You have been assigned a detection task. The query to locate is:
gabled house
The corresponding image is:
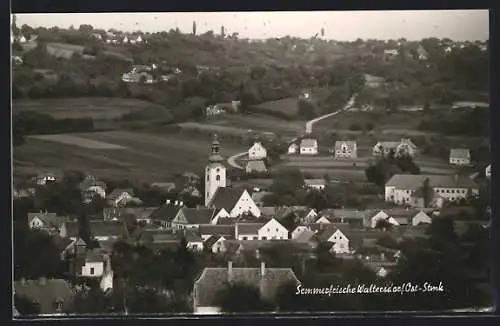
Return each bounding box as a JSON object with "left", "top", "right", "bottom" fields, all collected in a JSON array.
[
  {"left": 373, "top": 138, "right": 418, "bottom": 157},
  {"left": 107, "top": 188, "right": 142, "bottom": 207},
  {"left": 449, "top": 148, "right": 471, "bottom": 166},
  {"left": 291, "top": 225, "right": 310, "bottom": 239},
  {"left": 204, "top": 235, "right": 233, "bottom": 254},
  {"left": 103, "top": 207, "right": 158, "bottom": 224},
  {"left": 257, "top": 218, "right": 289, "bottom": 240},
  {"left": 288, "top": 143, "right": 299, "bottom": 155},
  {"left": 363, "top": 74, "right": 385, "bottom": 88},
  {"left": 317, "top": 209, "right": 366, "bottom": 228},
  {"left": 28, "top": 212, "right": 67, "bottom": 238},
  {"left": 485, "top": 164, "right": 491, "bottom": 179},
  {"left": 79, "top": 176, "right": 107, "bottom": 203},
  {"left": 235, "top": 223, "right": 263, "bottom": 241},
  {"left": 292, "top": 229, "right": 319, "bottom": 249},
  {"left": 300, "top": 138, "right": 318, "bottom": 155},
  {"left": 208, "top": 188, "right": 261, "bottom": 218},
  {"left": 185, "top": 232, "right": 204, "bottom": 251},
  {"left": 35, "top": 173, "right": 57, "bottom": 186},
  {"left": 171, "top": 207, "right": 217, "bottom": 229},
  {"left": 193, "top": 261, "right": 300, "bottom": 314},
  {"left": 149, "top": 203, "right": 184, "bottom": 228},
  {"left": 304, "top": 179, "right": 326, "bottom": 191},
  {"left": 334, "top": 141, "right": 357, "bottom": 159},
  {"left": 301, "top": 208, "right": 318, "bottom": 224},
  {"left": 198, "top": 224, "right": 235, "bottom": 241},
  {"left": 248, "top": 142, "right": 267, "bottom": 160},
  {"left": 246, "top": 160, "right": 267, "bottom": 173},
  {"left": 316, "top": 227, "right": 351, "bottom": 254},
  {"left": 14, "top": 278, "right": 75, "bottom": 315}
]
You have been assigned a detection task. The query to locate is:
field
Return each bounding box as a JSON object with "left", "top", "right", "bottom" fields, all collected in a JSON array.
[
  {"left": 12, "top": 97, "right": 169, "bottom": 120},
  {"left": 252, "top": 98, "right": 300, "bottom": 118},
  {"left": 21, "top": 42, "right": 132, "bottom": 61},
  {"left": 14, "top": 130, "right": 245, "bottom": 184}
]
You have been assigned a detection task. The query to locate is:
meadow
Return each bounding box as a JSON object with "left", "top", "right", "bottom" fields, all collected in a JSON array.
[
  {"left": 14, "top": 130, "right": 245, "bottom": 184},
  {"left": 252, "top": 97, "right": 300, "bottom": 119},
  {"left": 12, "top": 97, "right": 169, "bottom": 120}
]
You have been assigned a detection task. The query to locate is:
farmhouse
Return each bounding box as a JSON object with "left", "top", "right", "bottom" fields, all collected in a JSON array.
[
  {"left": 193, "top": 261, "right": 299, "bottom": 314},
  {"left": 14, "top": 278, "right": 75, "bottom": 315},
  {"left": 449, "top": 148, "right": 471, "bottom": 166},
  {"left": 288, "top": 143, "right": 299, "bottom": 155},
  {"left": 485, "top": 164, "right": 491, "bottom": 178},
  {"left": 316, "top": 227, "right": 351, "bottom": 254},
  {"left": 28, "top": 212, "right": 68, "bottom": 238},
  {"left": 171, "top": 207, "right": 217, "bottom": 229},
  {"left": 149, "top": 202, "right": 184, "bottom": 228},
  {"left": 257, "top": 218, "right": 289, "bottom": 240},
  {"left": 235, "top": 223, "right": 263, "bottom": 240},
  {"left": 107, "top": 188, "right": 142, "bottom": 207},
  {"left": 385, "top": 174, "right": 479, "bottom": 208},
  {"left": 208, "top": 188, "right": 261, "bottom": 218},
  {"left": 248, "top": 142, "right": 267, "bottom": 160},
  {"left": 370, "top": 208, "right": 432, "bottom": 228},
  {"left": 246, "top": 160, "right": 267, "bottom": 173},
  {"left": 198, "top": 224, "right": 235, "bottom": 241},
  {"left": 317, "top": 209, "right": 366, "bottom": 227},
  {"left": 79, "top": 176, "right": 107, "bottom": 203},
  {"left": 373, "top": 138, "right": 418, "bottom": 157},
  {"left": 204, "top": 235, "right": 234, "bottom": 254},
  {"left": 300, "top": 138, "right": 319, "bottom": 155},
  {"left": 186, "top": 232, "right": 204, "bottom": 251},
  {"left": 363, "top": 74, "right": 385, "bottom": 88},
  {"left": 304, "top": 179, "right": 327, "bottom": 191},
  {"left": 334, "top": 140, "right": 357, "bottom": 159}
]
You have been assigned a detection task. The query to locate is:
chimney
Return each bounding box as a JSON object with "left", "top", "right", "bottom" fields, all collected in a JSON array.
[
  {"left": 260, "top": 261, "right": 266, "bottom": 277},
  {"left": 228, "top": 261, "right": 233, "bottom": 282},
  {"left": 38, "top": 277, "right": 47, "bottom": 285}
]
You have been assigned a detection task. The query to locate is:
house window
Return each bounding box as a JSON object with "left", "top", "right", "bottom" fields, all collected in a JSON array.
[
  {"left": 253, "top": 237, "right": 257, "bottom": 240},
  {"left": 451, "top": 190, "right": 455, "bottom": 193},
  {"left": 216, "top": 168, "right": 220, "bottom": 172},
  {"left": 267, "top": 228, "right": 270, "bottom": 232},
  {"left": 446, "top": 190, "right": 450, "bottom": 193},
  {"left": 242, "top": 236, "right": 247, "bottom": 240},
  {"left": 217, "top": 247, "right": 221, "bottom": 253},
  {"left": 90, "top": 267, "right": 95, "bottom": 275},
  {"left": 54, "top": 301, "right": 64, "bottom": 311},
  {"left": 216, "top": 175, "right": 221, "bottom": 181},
  {"left": 207, "top": 174, "right": 210, "bottom": 181},
  {"left": 192, "top": 244, "right": 198, "bottom": 250},
  {"left": 339, "top": 243, "right": 344, "bottom": 249},
  {"left": 262, "top": 236, "right": 267, "bottom": 240},
  {"left": 275, "top": 228, "right": 278, "bottom": 232}
]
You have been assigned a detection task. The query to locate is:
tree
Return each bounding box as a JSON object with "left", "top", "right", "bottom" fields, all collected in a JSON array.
[
  {"left": 215, "top": 282, "right": 274, "bottom": 312},
  {"left": 14, "top": 295, "right": 41, "bottom": 316},
  {"left": 297, "top": 99, "right": 316, "bottom": 120}
]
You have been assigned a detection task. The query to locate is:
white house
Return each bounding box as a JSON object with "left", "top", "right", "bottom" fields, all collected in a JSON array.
[
  {"left": 186, "top": 233, "right": 204, "bottom": 252},
  {"left": 449, "top": 148, "right": 471, "bottom": 166},
  {"left": 288, "top": 143, "right": 299, "bottom": 155},
  {"left": 486, "top": 164, "right": 491, "bottom": 179},
  {"left": 171, "top": 207, "right": 217, "bottom": 229},
  {"left": 373, "top": 138, "right": 418, "bottom": 157},
  {"left": 291, "top": 225, "right": 310, "bottom": 239},
  {"left": 208, "top": 188, "right": 261, "bottom": 218},
  {"left": 318, "top": 227, "right": 351, "bottom": 254},
  {"left": 334, "top": 141, "right": 357, "bottom": 159},
  {"left": 412, "top": 210, "right": 433, "bottom": 226},
  {"left": 383, "top": 49, "right": 399, "bottom": 57},
  {"left": 385, "top": 174, "right": 479, "bottom": 208},
  {"left": 300, "top": 138, "right": 318, "bottom": 155},
  {"left": 370, "top": 210, "right": 400, "bottom": 228},
  {"left": 27, "top": 212, "right": 67, "bottom": 237},
  {"left": 204, "top": 235, "right": 232, "bottom": 254},
  {"left": 315, "top": 216, "right": 332, "bottom": 224},
  {"left": 235, "top": 223, "right": 262, "bottom": 240},
  {"left": 304, "top": 179, "right": 327, "bottom": 191},
  {"left": 107, "top": 188, "right": 142, "bottom": 207},
  {"left": 246, "top": 160, "right": 267, "bottom": 173},
  {"left": 257, "top": 218, "right": 289, "bottom": 240},
  {"left": 303, "top": 209, "right": 318, "bottom": 222},
  {"left": 248, "top": 142, "right": 267, "bottom": 160}
]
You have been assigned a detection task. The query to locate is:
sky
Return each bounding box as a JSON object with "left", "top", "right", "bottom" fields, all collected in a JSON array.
[{"left": 14, "top": 10, "right": 489, "bottom": 42}]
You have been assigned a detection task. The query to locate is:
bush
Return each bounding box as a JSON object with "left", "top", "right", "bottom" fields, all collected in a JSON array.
[
  {"left": 349, "top": 123, "right": 362, "bottom": 131},
  {"left": 365, "top": 122, "right": 374, "bottom": 131}
]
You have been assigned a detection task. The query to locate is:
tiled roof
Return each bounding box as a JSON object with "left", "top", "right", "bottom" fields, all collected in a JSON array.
[
  {"left": 149, "top": 204, "right": 183, "bottom": 221},
  {"left": 179, "top": 207, "right": 217, "bottom": 224},
  {"left": 246, "top": 160, "right": 267, "bottom": 172},
  {"left": 27, "top": 212, "right": 65, "bottom": 228},
  {"left": 199, "top": 224, "right": 235, "bottom": 237},
  {"left": 236, "top": 223, "right": 264, "bottom": 235},
  {"left": 386, "top": 174, "right": 478, "bottom": 190},
  {"left": 107, "top": 188, "right": 134, "bottom": 201},
  {"left": 204, "top": 235, "right": 223, "bottom": 249},
  {"left": 14, "top": 279, "right": 75, "bottom": 315},
  {"left": 334, "top": 141, "right": 357, "bottom": 151},
  {"left": 300, "top": 138, "right": 317, "bottom": 148},
  {"left": 450, "top": 148, "right": 471, "bottom": 159},
  {"left": 185, "top": 232, "right": 203, "bottom": 243},
  {"left": 194, "top": 266, "right": 299, "bottom": 307},
  {"left": 208, "top": 188, "right": 244, "bottom": 212}
]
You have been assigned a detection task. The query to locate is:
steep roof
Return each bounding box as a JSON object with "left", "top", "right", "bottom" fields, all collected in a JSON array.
[
  {"left": 27, "top": 212, "right": 65, "bottom": 228},
  {"left": 204, "top": 235, "right": 224, "bottom": 249},
  {"left": 107, "top": 188, "right": 134, "bottom": 201},
  {"left": 51, "top": 236, "right": 74, "bottom": 253},
  {"left": 300, "top": 138, "right": 317, "bottom": 148},
  {"left": 149, "top": 204, "right": 183, "bottom": 221},
  {"left": 334, "top": 141, "right": 357, "bottom": 151},
  {"left": 450, "top": 148, "right": 471, "bottom": 159},
  {"left": 14, "top": 279, "right": 75, "bottom": 315},
  {"left": 179, "top": 207, "right": 217, "bottom": 224},
  {"left": 386, "top": 174, "right": 478, "bottom": 190},
  {"left": 199, "top": 224, "right": 235, "bottom": 237},
  {"left": 246, "top": 160, "right": 267, "bottom": 172},
  {"left": 209, "top": 188, "right": 244, "bottom": 211},
  {"left": 194, "top": 266, "right": 299, "bottom": 307},
  {"left": 236, "top": 223, "right": 264, "bottom": 235}
]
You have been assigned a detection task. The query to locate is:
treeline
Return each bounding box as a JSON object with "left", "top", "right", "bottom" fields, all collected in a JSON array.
[
  {"left": 418, "top": 107, "right": 489, "bottom": 136},
  {"left": 13, "top": 111, "right": 94, "bottom": 145}
]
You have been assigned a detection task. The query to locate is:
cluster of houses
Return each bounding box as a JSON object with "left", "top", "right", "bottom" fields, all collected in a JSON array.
[
  {"left": 205, "top": 101, "right": 241, "bottom": 118},
  {"left": 121, "top": 63, "right": 183, "bottom": 84}
]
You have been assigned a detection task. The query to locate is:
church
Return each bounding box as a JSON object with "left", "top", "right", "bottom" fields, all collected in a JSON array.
[{"left": 204, "top": 135, "right": 261, "bottom": 218}]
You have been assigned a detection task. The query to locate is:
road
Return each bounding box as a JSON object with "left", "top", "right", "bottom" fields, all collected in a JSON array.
[
  {"left": 304, "top": 93, "right": 357, "bottom": 134},
  {"left": 227, "top": 94, "right": 357, "bottom": 170}
]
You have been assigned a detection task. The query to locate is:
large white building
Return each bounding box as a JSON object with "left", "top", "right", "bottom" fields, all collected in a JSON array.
[
  {"left": 205, "top": 134, "right": 227, "bottom": 206},
  {"left": 248, "top": 142, "right": 267, "bottom": 160},
  {"left": 385, "top": 174, "right": 479, "bottom": 208}
]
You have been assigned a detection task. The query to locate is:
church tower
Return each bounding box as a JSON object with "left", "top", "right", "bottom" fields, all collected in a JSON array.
[{"left": 205, "top": 134, "right": 226, "bottom": 206}]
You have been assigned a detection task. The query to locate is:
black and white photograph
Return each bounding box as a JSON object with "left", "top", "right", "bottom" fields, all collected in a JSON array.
[{"left": 11, "top": 10, "right": 492, "bottom": 317}]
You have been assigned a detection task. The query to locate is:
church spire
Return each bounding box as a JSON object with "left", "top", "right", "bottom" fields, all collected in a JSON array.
[{"left": 209, "top": 134, "right": 223, "bottom": 162}]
